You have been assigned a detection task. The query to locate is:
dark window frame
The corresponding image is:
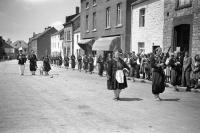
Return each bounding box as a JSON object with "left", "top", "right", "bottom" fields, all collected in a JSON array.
[
  {"left": 139, "top": 8, "right": 145, "bottom": 27},
  {"left": 175, "top": 0, "right": 192, "bottom": 10}
]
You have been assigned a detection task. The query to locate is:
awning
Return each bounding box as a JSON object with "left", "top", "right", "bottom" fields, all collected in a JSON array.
[
  {"left": 92, "top": 36, "right": 121, "bottom": 51},
  {"left": 78, "top": 39, "right": 94, "bottom": 51}
]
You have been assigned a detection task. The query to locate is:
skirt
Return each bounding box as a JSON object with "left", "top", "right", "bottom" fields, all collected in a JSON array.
[{"left": 152, "top": 71, "right": 165, "bottom": 94}]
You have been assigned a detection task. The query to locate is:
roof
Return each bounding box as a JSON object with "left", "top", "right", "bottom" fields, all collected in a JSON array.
[
  {"left": 3, "top": 42, "right": 13, "bottom": 49},
  {"left": 51, "top": 29, "right": 64, "bottom": 36},
  {"left": 11, "top": 40, "right": 28, "bottom": 49},
  {"left": 63, "top": 13, "right": 79, "bottom": 26},
  {"left": 29, "top": 27, "right": 57, "bottom": 41},
  {"left": 131, "top": 0, "right": 149, "bottom": 6}
]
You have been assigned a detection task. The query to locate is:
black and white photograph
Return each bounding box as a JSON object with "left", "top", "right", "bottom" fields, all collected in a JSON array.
[{"left": 0, "top": 0, "right": 200, "bottom": 132}]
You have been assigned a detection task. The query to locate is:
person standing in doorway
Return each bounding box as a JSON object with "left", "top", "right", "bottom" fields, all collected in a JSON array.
[
  {"left": 107, "top": 50, "right": 130, "bottom": 101},
  {"left": 28, "top": 50, "right": 37, "bottom": 75},
  {"left": 17, "top": 49, "right": 27, "bottom": 76}
]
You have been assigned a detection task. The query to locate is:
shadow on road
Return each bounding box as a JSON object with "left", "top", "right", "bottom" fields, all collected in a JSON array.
[
  {"left": 161, "top": 98, "right": 180, "bottom": 102},
  {"left": 119, "top": 98, "right": 143, "bottom": 101}
]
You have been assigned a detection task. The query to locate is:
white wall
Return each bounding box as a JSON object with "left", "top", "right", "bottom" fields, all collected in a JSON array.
[
  {"left": 73, "top": 32, "right": 81, "bottom": 58},
  {"left": 131, "top": 0, "right": 164, "bottom": 54},
  {"left": 51, "top": 34, "right": 64, "bottom": 58}
]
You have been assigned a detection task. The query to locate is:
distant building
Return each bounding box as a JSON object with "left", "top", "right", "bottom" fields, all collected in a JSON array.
[
  {"left": 63, "top": 7, "right": 80, "bottom": 57},
  {"left": 80, "top": 0, "right": 136, "bottom": 55},
  {"left": 28, "top": 27, "right": 57, "bottom": 60},
  {"left": 11, "top": 40, "right": 28, "bottom": 57},
  {"left": 163, "top": 0, "right": 200, "bottom": 56},
  {"left": 0, "top": 36, "right": 15, "bottom": 59},
  {"left": 131, "top": 0, "right": 164, "bottom": 54},
  {"left": 51, "top": 29, "right": 64, "bottom": 58}
]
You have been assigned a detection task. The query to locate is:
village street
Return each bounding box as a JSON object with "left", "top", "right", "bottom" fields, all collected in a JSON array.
[{"left": 0, "top": 60, "right": 200, "bottom": 133}]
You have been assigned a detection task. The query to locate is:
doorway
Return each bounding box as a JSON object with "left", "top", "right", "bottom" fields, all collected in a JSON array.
[{"left": 173, "top": 24, "right": 190, "bottom": 53}]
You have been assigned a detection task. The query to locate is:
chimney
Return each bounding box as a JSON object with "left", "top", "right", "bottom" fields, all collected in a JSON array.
[
  {"left": 33, "top": 32, "right": 36, "bottom": 37},
  {"left": 76, "top": 7, "right": 79, "bottom": 14}
]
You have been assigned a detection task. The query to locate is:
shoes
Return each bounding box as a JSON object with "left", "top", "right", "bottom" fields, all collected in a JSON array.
[
  {"left": 113, "top": 97, "right": 120, "bottom": 101},
  {"left": 186, "top": 88, "right": 191, "bottom": 92},
  {"left": 154, "top": 95, "right": 162, "bottom": 101}
]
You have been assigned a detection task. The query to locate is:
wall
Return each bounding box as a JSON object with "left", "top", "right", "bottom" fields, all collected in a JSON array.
[
  {"left": 163, "top": 0, "right": 200, "bottom": 56},
  {"left": 131, "top": 0, "right": 164, "bottom": 54},
  {"left": 73, "top": 32, "right": 81, "bottom": 58},
  {"left": 80, "top": 0, "right": 133, "bottom": 52}
]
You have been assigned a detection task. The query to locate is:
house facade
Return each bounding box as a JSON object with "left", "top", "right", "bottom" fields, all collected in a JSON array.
[
  {"left": 28, "top": 27, "right": 57, "bottom": 60},
  {"left": 63, "top": 7, "right": 80, "bottom": 57},
  {"left": 80, "top": 0, "right": 136, "bottom": 54},
  {"left": 51, "top": 29, "right": 64, "bottom": 58},
  {"left": 163, "top": 0, "right": 200, "bottom": 56},
  {"left": 131, "top": 0, "right": 164, "bottom": 54}
]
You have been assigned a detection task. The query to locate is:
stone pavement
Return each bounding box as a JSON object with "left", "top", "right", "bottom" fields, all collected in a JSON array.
[{"left": 0, "top": 60, "right": 200, "bottom": 133}]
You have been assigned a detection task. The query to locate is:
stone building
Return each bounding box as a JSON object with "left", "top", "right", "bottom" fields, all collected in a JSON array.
[
  {"left": 80, "top": 0, "right": 136, "bottom": 55},
  {"left": 131, "top": 0, "right": 164, "bottom": 54},
  {"left": 28, "top": 27, "right": 57, "bottom": 60},
  {"left": 164, "top": 0, "right": 200, "bottom": 56}
]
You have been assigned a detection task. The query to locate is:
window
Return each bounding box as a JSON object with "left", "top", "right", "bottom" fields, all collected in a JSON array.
[
  {"left": 176, "top": 0, "right": 192, "bottom": 9},
  {"left": 86, "top": 2, "right": 89, "bottom": 9},
  {"left": 106, "top": 7, "right": 111, "bottom": 28},
  {"left": 138, "top": 42, "right": 145, "bottom": 54},
  {"left": 92, "top": 12, "right": 97, "bottom": 30},
  {"left": 67, "top": 31, "right": 71, "bottom": 41},
  {"left": 116, "top": 3, "right": 122, "bottom": 26},
  {"left": 86, "top": 15, "right": 89, "bottom": 31},
  {"left": 139, "top": 8, "right": 145, "bottom": 27},
  {"left": 93, "top": 0, "right": 96, "bottom": 6}
]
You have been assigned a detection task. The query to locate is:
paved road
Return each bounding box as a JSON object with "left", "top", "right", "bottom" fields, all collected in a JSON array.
[{"left": 0, "top": 60, "right": 200, "bottom": 133}]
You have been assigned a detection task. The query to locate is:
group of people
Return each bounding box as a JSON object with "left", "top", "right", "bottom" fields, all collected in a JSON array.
[
  {"left": 17, "top": 50, "right": 51, "bottom": 76},
  {"left": 17, "top": 47, "right": 200, "bottom": 101}
]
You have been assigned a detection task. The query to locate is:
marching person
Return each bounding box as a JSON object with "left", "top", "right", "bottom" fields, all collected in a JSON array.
[
  {"left": 150, "top": 47, "right": 165, "bottom": 101},
  {"left": 83, "top": 55, "right": 89, "bottom": 73},
  {"left": 43, "top": 55, "right": 51, "bottom": 76},
  {"left": 78, "top": 55, "right": 83, "bottom": 72},
  {"left": 181, "top": 51, "right": 192, "bottom": 91},
  {"left": 88, "top": 54, "right": 94, "bottom": 74},
  {"left": 28, "top": 50, "right": 37, "bottom": 75},
  {"left": 58, "top": 56, "right": 63, "bottom": 68},
  {"left": 64, "top": 56, "right": 69, "bottom": 69},
  {"left": 107, "top": 50, "right": 130, "bottom": 101},
  {"left": 17, "top": 48, "right": 27, "bottom": 76},
  {"left": 71, "top": 54, "right": 76, "bottom": 70},
  {"left": 97, "top": 55, "right": 104, "bottom": 76}
]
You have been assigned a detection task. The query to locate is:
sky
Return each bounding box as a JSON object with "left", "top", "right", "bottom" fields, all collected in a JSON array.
[{"left": 0, "top": 0, "right": 80, "bottom": 43}]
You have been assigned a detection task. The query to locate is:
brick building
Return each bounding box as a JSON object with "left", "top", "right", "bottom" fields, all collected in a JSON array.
[
  {"left": 131, "top": 0, "right": 164, "bottom": 54},
  {"left": 28, "top": 27, "right": 57, "bottom": 60},
  {"left": 80, "top": 0, "right": 136, "bottom": 55},
  {"left": 164, "top": 0, "right": 200, "bottom": 56},
  {"left": 63, "top": 7, "right": 80, "bottom": 57}
]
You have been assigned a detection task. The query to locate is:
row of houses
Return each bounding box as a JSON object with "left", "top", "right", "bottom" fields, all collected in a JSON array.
[
  {"left": 27, "top": 0, "right": 200, "bottom": 60},
  {"left": 0, "top": 37, "right": 28, "bottom": 59}
]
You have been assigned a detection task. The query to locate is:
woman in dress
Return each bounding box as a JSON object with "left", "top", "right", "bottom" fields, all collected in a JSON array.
[
  {"left": 191, "top": 54, "right": 200, "bottom": 89},
  {"left": 29, "top": 50, "right": 37, "bottom": 75},
  {"left": 107, "top": 50, "right": 130, "bottom": 101},
  {"left": 150, "top": 47, "right": 165, "bottom": 101}
]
